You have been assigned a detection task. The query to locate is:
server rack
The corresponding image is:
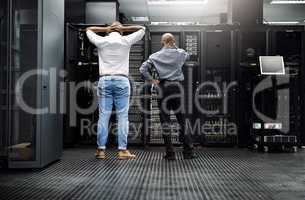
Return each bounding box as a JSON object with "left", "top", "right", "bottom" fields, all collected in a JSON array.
[
  {"left": 268, "top": 26, "right": 304, "bottom": 147},
  {"left": 302, "top": 28, "right": 305, "bottom": 146},
  {"left": 128, "top": 33, "right": 148, "bottom": 145},
  {"left": 0, "top": 0, "right": 9, "bottom": 167},
  {"left": 65, "top": 23, "right": 148, "bottom": 147},
  {"left": 65, "top": 23, "right": 102, "bottom": 146},
  {"left": 237, "top": 25, "right": 304, "bottom": 151},
  {"left": 183, "top": 31, "right": 201, "bottom": 144},
  {"left": 251, "top": 26, "right": 304, "bottom": 152},
  {"left": 0, "top": 0, "right": 64, "bottom": 168},
  {"left": 199, "top": 26, "right": 238, "bottom": 146},
  {"left": 147, "top": 25, "right": 237, "bottom": 146},
  {"left": 148, "top": 30, "right": 184, "bottom": 145},
  {"left": 236, "top": 26, "right": 268, "bottom": 147}
]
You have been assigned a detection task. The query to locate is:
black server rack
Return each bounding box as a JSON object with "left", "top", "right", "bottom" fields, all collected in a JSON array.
[
  {"left": 237, "top": 26, "right": 304, "bottom": 152},
  {"left": 183, "top": 31, "right": 201, "bottom": 144},
  {"left": 302, "top": 29, "right": 305, "bottom": 146},
  {"left": 65, "top": 23, "right": 147, "bottom": 147},
  {"left": 199, "top": 27, "right": 238, "bottom": 146},
  {"left": 268, "top": 27, "right": 304, "bottom": 147},
  {"left": 128, "top": 35, "right": 147, "bottom": 145},
  {"left": 147, "top": 25, "right": 237, "bottom": 147},
  {"left": 148, "top": 31, "right": 183, "bottom": 145},
  {"left": 250, "top": 27, "right": 304, "bottom": 152},
  {"left": 0, "top": 0, "right": 8, "bottom": 167},
  {"left": 147, "top": 29, "right": 201, "bottom": 145},
  {"left": 237, "top": 27, "right": 268, "bottom": 147},
  {"left": 65, "top": 24, "right": 101, "bottom": 146}
]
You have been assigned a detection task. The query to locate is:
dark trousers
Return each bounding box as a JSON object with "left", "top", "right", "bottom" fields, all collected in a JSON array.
[{"left": 157, "top": 81, "right": 193, "bottom": 154}]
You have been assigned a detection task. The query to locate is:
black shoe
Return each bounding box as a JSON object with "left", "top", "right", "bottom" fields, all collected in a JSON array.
[
  {"left": 163, "top": 153, "right": 176, "bottom": 161},
  {"left": 183, "top": 153, "right": 197, "bottom": 160}
]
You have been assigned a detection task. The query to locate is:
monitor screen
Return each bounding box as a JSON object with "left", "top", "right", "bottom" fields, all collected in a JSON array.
[{"left": 259, "top": 56, "right": 285, "bottom": 75}]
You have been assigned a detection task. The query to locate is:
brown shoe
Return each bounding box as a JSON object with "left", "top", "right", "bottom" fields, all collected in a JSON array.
[
  {"left": 118, "top": 150, "right": 136, "bottom": 160},
  {"left": 95, "top": 149, "right": 106, "bottom": 160}
]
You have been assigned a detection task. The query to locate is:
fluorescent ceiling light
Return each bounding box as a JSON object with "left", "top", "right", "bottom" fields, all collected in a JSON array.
[
  {"left": 264, "top": 21, "right": 299, "bottom": 24},
  {"left": 151, "top": 21, "right": 200, "bottom": 25},
  {"left": 271, "top": 0, "right": 305, "bottom": 4},
  {"left": 147, "top": 0, "right": 208, "bottom": 5},
  {"left": 131, "top": 17, "right": 149, "bottom": 22}
]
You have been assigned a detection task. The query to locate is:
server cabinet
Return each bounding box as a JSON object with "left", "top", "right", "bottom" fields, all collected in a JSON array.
[
  {"left": 237, "top": 26, "right": 304, "bottom": 151},
  {"left": 302, "top": 31, "right": 305, "bottom": 146},
  {"left": 198, "top": 28, "right": 237, "bottom": 146},
  {"left": 269, "top": 27, "right": 304, "bottom": 146},
  {"left": 147, "top": 27, "right": 203, "bottom": 145},
  {"left": 147, "top": 25, "right": 238, "bottom": 146},
  {"left": 236, "top": 28, "right": 268, "bottom": 147},
  {"left": 148, "top": 31, "right": 184, "bottom": 145},
  {"left": 0, "top": 0, "right": 9, "bottom": 167},
  {"left": 0, "top": 0, "right": 64, "bottom": 168},
  {"left": 65, "top": 24, "right": 148, "bottom": 147},
  {"left": 182, "top": 31, "right": 201, "bottom": 144},
  {"left": 129, "top": 32, "right": 148, "bottom": 145},
  {"left": 257, "top": 27, "right": 304, "bottom": 150}
]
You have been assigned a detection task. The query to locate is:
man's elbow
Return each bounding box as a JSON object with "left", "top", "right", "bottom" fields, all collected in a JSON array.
[
  {"left": 140, "top": 29, "right": 146, "bottom": 38},
  {"left": 140, "top": 74, "right": 147, "bottom": 81},
  {"left": 139, "top": 66, "right": 145, "bottom": 75},
  {"left": 139, "top": 68, "right": 146, "bottom": 80},
  {"left": 185, "top": 53, "right": 190, "bottom": 61},
  {"left": 86, "top": 27, "right": 92, "bottom": 32}
]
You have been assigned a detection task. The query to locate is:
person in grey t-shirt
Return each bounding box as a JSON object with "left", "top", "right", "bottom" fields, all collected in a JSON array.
[{"left": 140, "top": 33, "right": 196, "bottom": 160}]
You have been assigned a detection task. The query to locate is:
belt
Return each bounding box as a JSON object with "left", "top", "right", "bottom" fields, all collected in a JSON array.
[
  {"left": 100, "top": 74, "right": 129, "bottom": 78},
  {"left": 159, "top": 79, "right": 182, "bottom": 83}
]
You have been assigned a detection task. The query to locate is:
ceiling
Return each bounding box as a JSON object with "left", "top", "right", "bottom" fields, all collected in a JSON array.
[
  {"left": 118, "top": 0, "right": 228, "bottom": 24},
  {"left": 118, "top": 0, "right": 305, "bottom": 24}
]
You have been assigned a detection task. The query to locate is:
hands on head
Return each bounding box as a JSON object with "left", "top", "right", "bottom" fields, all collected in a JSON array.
[
  {"left": 85, "top": 21, "right": 145, "bottom": 34},
  {"left": 107, "top": 21, "right": 123, "bottom": 34}
]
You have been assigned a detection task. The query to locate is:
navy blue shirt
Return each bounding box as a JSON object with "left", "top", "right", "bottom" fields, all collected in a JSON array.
[{"left": 140, "top": 47, "right": 189, "bottom": 81}]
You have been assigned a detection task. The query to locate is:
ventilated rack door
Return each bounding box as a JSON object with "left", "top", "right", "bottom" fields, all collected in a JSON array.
[
  {"left": 148, "top": 32, "right": 183, "bottom": 145},
  {"left": 128, "top": 37, "right": 146, "bottom": 145},
  {"left": 199, "top": 30, "right": 238, "bottom": 146}
]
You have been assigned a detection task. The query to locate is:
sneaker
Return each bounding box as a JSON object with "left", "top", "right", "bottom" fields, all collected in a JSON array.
[
  {"left": 183, "top": 152, "right": 197, "bottom": 160},
  {"left": 118, "top": 150, "right": 136, "bottom": 160},
  {"left": 163, "top": 152, "right": 176, "bottom": 161},
  {"left": 95, "top": 149, "right": 106, "bottom": 160}
]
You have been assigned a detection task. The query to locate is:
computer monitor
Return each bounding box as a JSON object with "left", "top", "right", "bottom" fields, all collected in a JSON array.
[{"left": 259, "top": 56, "right": 285, "bottom": 75}]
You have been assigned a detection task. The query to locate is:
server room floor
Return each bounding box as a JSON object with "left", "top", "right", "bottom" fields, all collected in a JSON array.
[{"left": 1, "top": 147, "right": 305, "bottom": 200}]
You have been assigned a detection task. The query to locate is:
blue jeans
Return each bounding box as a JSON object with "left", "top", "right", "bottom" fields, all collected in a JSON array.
[{"left": 97, "top": 76, "right": 130, "bottom": 150}]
